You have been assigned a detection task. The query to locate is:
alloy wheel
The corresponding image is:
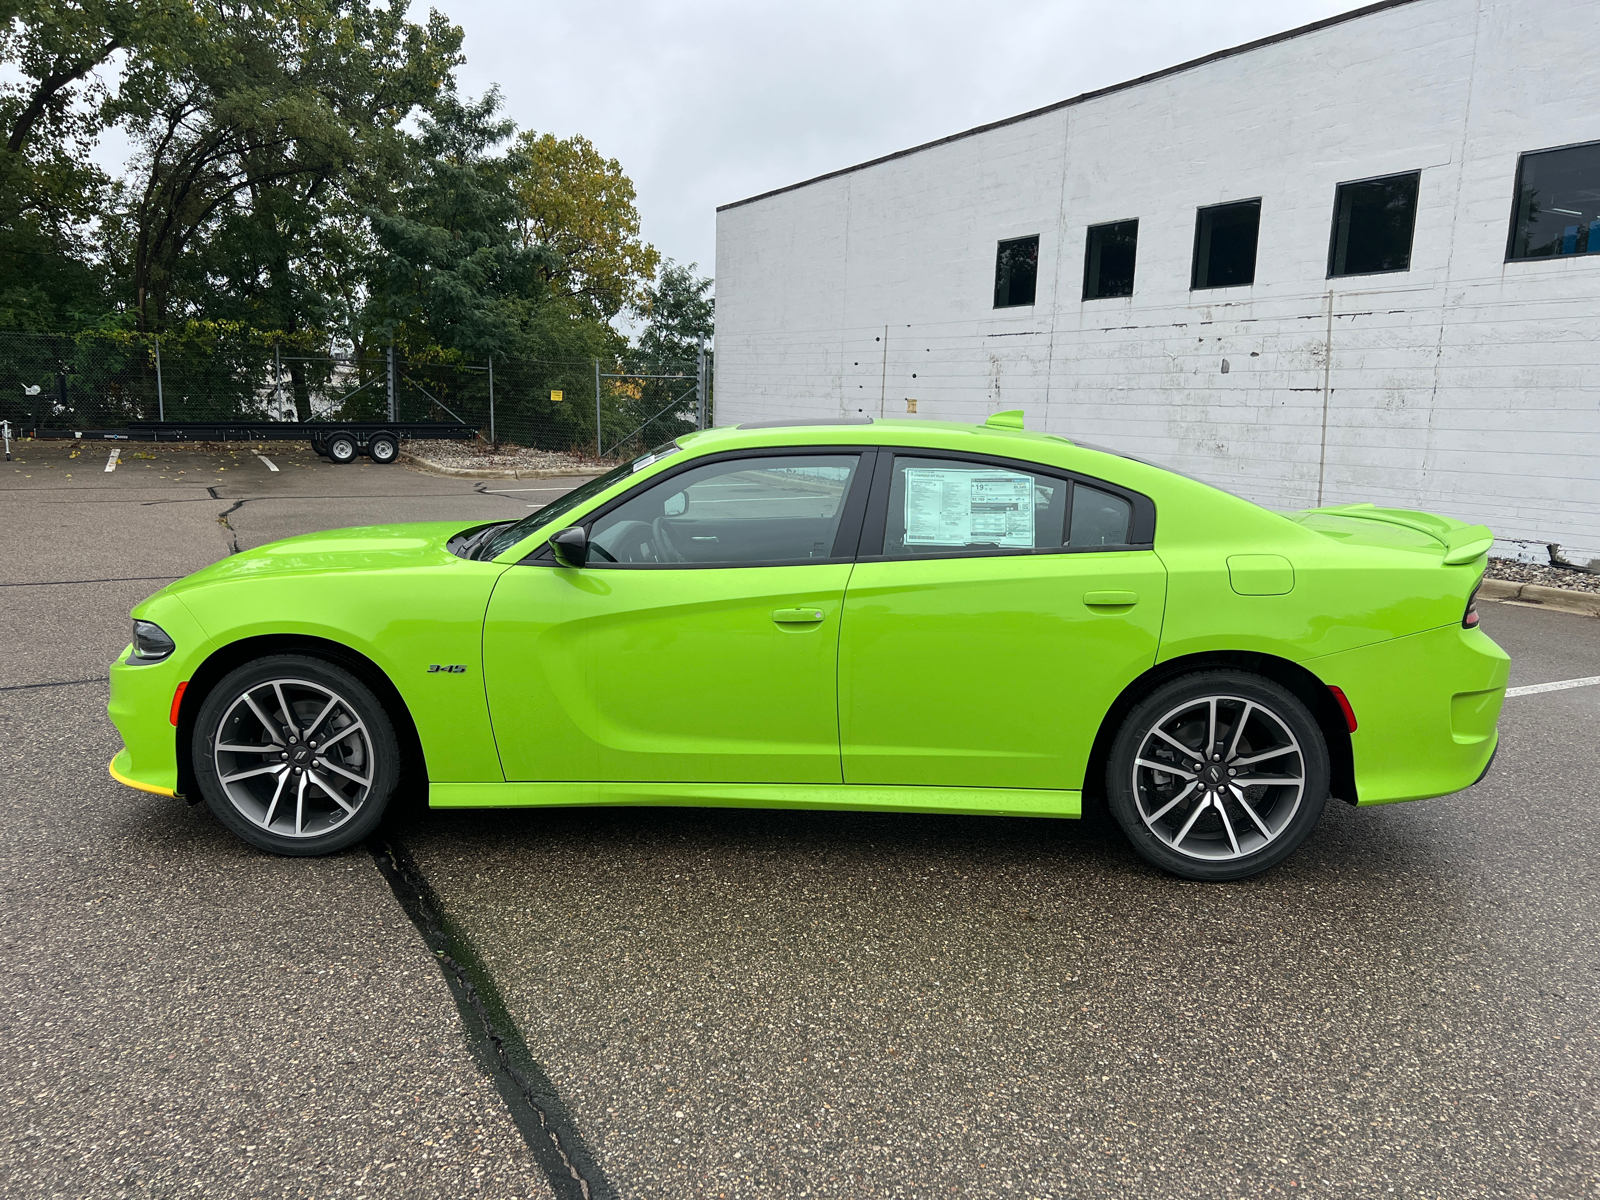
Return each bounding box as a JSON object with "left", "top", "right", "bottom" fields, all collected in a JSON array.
[
  {"left": 1130, "top": 694, "right": 1305, "bottom": 862},
  {"left": 212, "top": 677, "right": 375, "bottom": 838}
]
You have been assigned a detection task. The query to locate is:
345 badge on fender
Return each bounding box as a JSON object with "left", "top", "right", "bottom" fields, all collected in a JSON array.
[{"left": 426, "top": 664, "right": 466, "bottom": 674}]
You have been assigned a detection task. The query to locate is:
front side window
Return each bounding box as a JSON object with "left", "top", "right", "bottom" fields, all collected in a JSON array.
[
  {"left": 1507, "top": 141, "right": 1600, "bottom": 260},
  {"left": 480, "top": 442, "right": 681, "bottom": 560},
  {"left": 1083, "top": 219, "right": 1138, "bottom": 300},
  {"left": 587, "top": 454, "right": 860, "bottom": 566},
  {"left": 1328, "top": 171, "right": 1420, "bottom": 277},
  {"left": 1192, "top": 199, "right": 1261, "bottom": 289},
  {"left": 993, "top": 235, "right": 1039, "bottom": 308},
  {"left": 876, "top": 456, "right": 1136, "bottom": 557}
]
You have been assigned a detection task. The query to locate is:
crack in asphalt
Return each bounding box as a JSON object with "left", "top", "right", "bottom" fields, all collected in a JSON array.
[
  {"left": 0, "top": 575, "right": 179, "bottom": 588},
  {"left": 367, "top": 837, "right": 614, "bottom": 1200},
  {"left": 215, "top": 495, "right": 246, "bottom": 554},
  {"left": 0, "top": 676, "right": 107, "bottom": 692}
]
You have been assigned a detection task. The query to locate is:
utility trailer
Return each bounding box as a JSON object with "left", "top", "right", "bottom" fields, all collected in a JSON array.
[{"left": 25, "top": 420, "right": 478, "bottom": 465}]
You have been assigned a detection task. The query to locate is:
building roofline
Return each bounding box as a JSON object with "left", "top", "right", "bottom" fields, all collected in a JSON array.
[{"left": 716, "top": 0, "right": 1423, "bottom": 214}]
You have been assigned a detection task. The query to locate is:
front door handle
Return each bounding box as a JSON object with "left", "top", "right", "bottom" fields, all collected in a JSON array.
[
  {"left": 772, "top": 607, "right": 826, "bottom": 625},
  {"left": 1084, "top": 590, "right": 1138, "bottom": 608}
]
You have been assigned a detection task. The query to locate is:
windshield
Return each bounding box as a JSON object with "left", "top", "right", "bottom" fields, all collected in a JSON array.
[{"left": 476, "top": 442, "right": 682, "bottom": 561}]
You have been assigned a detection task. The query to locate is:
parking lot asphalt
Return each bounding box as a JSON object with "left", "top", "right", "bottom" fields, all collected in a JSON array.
[
  {"left": 1, "top": 442, "right": 582, "bottom": 1199},
  {"left": 3, "top": 439, "right": 1597, "bottom": 1199}
]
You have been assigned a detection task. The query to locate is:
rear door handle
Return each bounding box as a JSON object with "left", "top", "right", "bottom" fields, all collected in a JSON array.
[
  {"left": 1084, "top": 590, "right": 1138, "bottom": 608},
  {"left": 772, "top": 607, "right": 826, "bottom": 625}
]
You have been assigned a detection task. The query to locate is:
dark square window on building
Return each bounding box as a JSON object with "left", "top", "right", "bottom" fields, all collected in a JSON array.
[
  {"left": 993, "top": 235, "right": 1039, "bottom": 308},
  {"left": 1083, "top": 219, "right": 1138, "bottom": 300},
  {"left": 1328, "top": 171, "right": 1420, "bottom": 277},
  {"left": 1507, "top": 141, "right": 1600, "bottom": 260},
  {"left": 1192, "top": 198, "right": 1261, "bottom": 289}
]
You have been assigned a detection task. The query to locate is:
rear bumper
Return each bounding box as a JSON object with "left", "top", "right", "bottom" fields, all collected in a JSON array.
[{"left": 1308, "top": 623, "right": 1509, "bottom": 806}]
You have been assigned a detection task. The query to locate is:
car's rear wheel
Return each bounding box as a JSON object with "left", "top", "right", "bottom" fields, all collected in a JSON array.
[
  {"left": 191, "top": 655, "right": 400, "bottom": 856},
  {"left": 1107, "top": 670, "right": 1329, "bottom": 881}
]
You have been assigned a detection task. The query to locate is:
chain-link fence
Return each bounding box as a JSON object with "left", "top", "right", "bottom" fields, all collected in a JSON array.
[{"left": 0, "top": 330, "right": 711, "bottom": 456}]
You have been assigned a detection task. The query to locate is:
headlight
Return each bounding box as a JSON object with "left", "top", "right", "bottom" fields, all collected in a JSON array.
[{"left": 132, "top": 620, "right": 175, "bottom": 661}]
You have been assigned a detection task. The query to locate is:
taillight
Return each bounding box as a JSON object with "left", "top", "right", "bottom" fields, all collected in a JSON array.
[{"left": 1463, "top": 577, "right": 1483, "bottom": 628}]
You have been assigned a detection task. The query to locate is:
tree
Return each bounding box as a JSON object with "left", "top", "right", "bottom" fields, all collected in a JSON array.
[
  {"left": 102, "top": 0, "right": 464, "bottom": 336},
  {"left": 0, "top": 0, "right": 165, "bottom": 329},
  {"left": 364, "top": 87, "right": 555, "bottom": 358},
  {"left": 510, "top": 131, "right": 658, "bottom": 322},
  {"left": 635, "top": 259, "right": 713, "bottom": 364}
]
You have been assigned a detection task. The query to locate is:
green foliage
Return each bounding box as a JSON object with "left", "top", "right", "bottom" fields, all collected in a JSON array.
[
  {"left": 0, "top": 0, "right": 701, "bottom": 446},
  {"left": 636, "top": 260, "right": 715, "bottom": 365},
  {"left": 511, "top": 131, "right": 660, "bottom": 322}
]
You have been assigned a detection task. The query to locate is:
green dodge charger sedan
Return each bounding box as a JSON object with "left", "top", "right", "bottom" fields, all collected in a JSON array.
[{"left": 107, "top": 412, "right": 1509, "bottom": 881}]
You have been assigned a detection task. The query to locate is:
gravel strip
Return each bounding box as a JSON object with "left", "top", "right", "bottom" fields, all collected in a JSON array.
[
  {"left": 1486, "top": 557, "right": 1600, "bottom": 594},
  {"left": 408, "top": 440, "right": 607, "bottom": 473}
]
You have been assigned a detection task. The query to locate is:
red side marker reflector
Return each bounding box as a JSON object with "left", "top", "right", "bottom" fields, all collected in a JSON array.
[
  {"left": 1328, "top": 685, "right": 1358, "bottom": 733},
  {"left": 170, "top": 681, "right": 188, "bottom": 727}
]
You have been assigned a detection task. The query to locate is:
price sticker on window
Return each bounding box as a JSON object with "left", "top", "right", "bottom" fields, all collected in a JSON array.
[{"left": 903, "top": 467, "right": 1035, "bottom": 547}]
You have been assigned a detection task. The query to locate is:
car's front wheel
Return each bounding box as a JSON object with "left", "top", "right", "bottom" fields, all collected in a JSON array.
[
  {"left": 1107, "top": 670, "right": 1330, "bottom": 881},
  {"left": 192, "top": 655, "right": 400, "bottom": 856}
]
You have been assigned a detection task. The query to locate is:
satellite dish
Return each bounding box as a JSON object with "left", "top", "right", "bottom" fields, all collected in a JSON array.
[{"left": 23, "top": 384, "right": 40, "bottom": 395}]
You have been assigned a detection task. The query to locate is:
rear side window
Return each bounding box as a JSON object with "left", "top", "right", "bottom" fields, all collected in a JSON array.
[
  {"left": 1069, "top": 485, "right": 1132, "bottom": 546},
  {"left": 875, "top": 456, "right": 1141, "bottom": 557}
]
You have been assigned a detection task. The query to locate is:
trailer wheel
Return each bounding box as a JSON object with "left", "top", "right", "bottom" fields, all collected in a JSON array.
[
  {"left": 309, "top": 434, "right": 328, "bottom": 457},
  {"left": 326, "top": 432, "right": 359, "bottom": 465},
  {"left": 366, "top": 432, "right": 399, "bottom": 464}
]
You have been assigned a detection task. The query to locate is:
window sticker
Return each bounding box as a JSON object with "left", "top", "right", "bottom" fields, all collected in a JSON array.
[{"left": 903, "top": 468, "right": 1035, "bottom": 547}]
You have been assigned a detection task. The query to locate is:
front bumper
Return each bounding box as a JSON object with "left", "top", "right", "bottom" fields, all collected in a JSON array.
[
  {"left": 107, "top": 645, "right": 187, "bottom": 796},
  {"left": 1310, "top": 623, "right": 1510, "bottom": 806}
]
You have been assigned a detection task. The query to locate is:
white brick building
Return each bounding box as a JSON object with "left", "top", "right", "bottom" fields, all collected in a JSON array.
[{"left": 713, "top": 0, "right": 1600, "bottom": 563}]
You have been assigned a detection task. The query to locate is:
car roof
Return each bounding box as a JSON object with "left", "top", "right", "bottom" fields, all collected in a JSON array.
[{"left": 676, "top": 416, "right": 1075, "bottom": 455}]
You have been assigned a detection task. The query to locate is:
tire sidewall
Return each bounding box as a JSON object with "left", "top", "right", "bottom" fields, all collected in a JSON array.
[
  {"left": 192, "top": 655, "right": 400, "bottom": 856},
  {"left": 367, "top": 434, "right": 398, "bottom": 463},
  {"left": 1107, "top": 670, "right": 1330, "bottom": 881}
]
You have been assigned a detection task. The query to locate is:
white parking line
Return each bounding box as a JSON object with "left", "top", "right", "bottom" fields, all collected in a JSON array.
[
  {"left": 256, "top": 454, "right": 279, "bottom": 472},
  {"left": 104, "top": 448, "right": 119, "bottom": 472},
  {"left": 1505, "top": 675, "right": 1600, "bottom": 698}
]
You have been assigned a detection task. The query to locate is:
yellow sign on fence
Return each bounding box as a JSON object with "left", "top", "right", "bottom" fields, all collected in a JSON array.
[{"left": 550, "top": 390, "right": 564, "bottom": 403}]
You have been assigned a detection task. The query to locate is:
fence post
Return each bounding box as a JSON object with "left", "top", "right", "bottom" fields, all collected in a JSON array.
[
  {"left": 386, "top": 343, "right": 397, "bottom": 422},
  {"left": 487, "top": 353, "right": 495, "bottom": 446},
  {"left": 696, "top": 337, "right": 707, "bottom": 429},
  {"left": 154, "top": 337, "right": 164, "bottom": 422},
  {"left": 593, "top": 358, "right": 602, "bottom": 457},
  {"left": 274, "top": 341, "right": 283, "bottom": 420}
]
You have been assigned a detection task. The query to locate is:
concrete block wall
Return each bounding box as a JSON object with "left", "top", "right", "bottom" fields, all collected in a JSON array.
[{"left": 714, "top": 0, "right": 1600, "bottom": 561}]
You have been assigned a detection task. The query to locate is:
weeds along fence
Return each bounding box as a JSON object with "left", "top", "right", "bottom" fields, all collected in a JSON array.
[{"left": 0, "top": 330, "right": 711, "bottom": 457}]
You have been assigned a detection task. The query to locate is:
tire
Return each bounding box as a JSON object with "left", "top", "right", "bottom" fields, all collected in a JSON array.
[
  {"left": 326, "top": 432, "right": 358, "bottom": 464},
  {"left": 1106, "top": 670, "right": 1330, "bottom": 882},
  {"left": 366, "top": 432, "right": 399, "bottom": 464},
  {"left": 191, "top": 654, "right": 401, "bottom": 856},
  {"left": 309, "top": 434, "right": 328, "bottom": 457}
]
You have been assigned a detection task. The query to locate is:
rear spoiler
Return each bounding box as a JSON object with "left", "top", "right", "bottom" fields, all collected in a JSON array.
[{"left": 1307, "top": 504, "right": 1493, "bottom": 565}]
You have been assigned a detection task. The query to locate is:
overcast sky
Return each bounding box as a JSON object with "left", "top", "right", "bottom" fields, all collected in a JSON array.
[{"left": 444, "top": 0, "right": 1374, "bottom": 283}]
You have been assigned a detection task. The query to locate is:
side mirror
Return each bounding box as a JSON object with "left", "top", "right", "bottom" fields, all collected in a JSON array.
[
  {"left": 549, "top": 525, "right": 589, "bottom": 568},
  {"left": 663, "top": 491, "right": 686, "bottom": 517}
]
